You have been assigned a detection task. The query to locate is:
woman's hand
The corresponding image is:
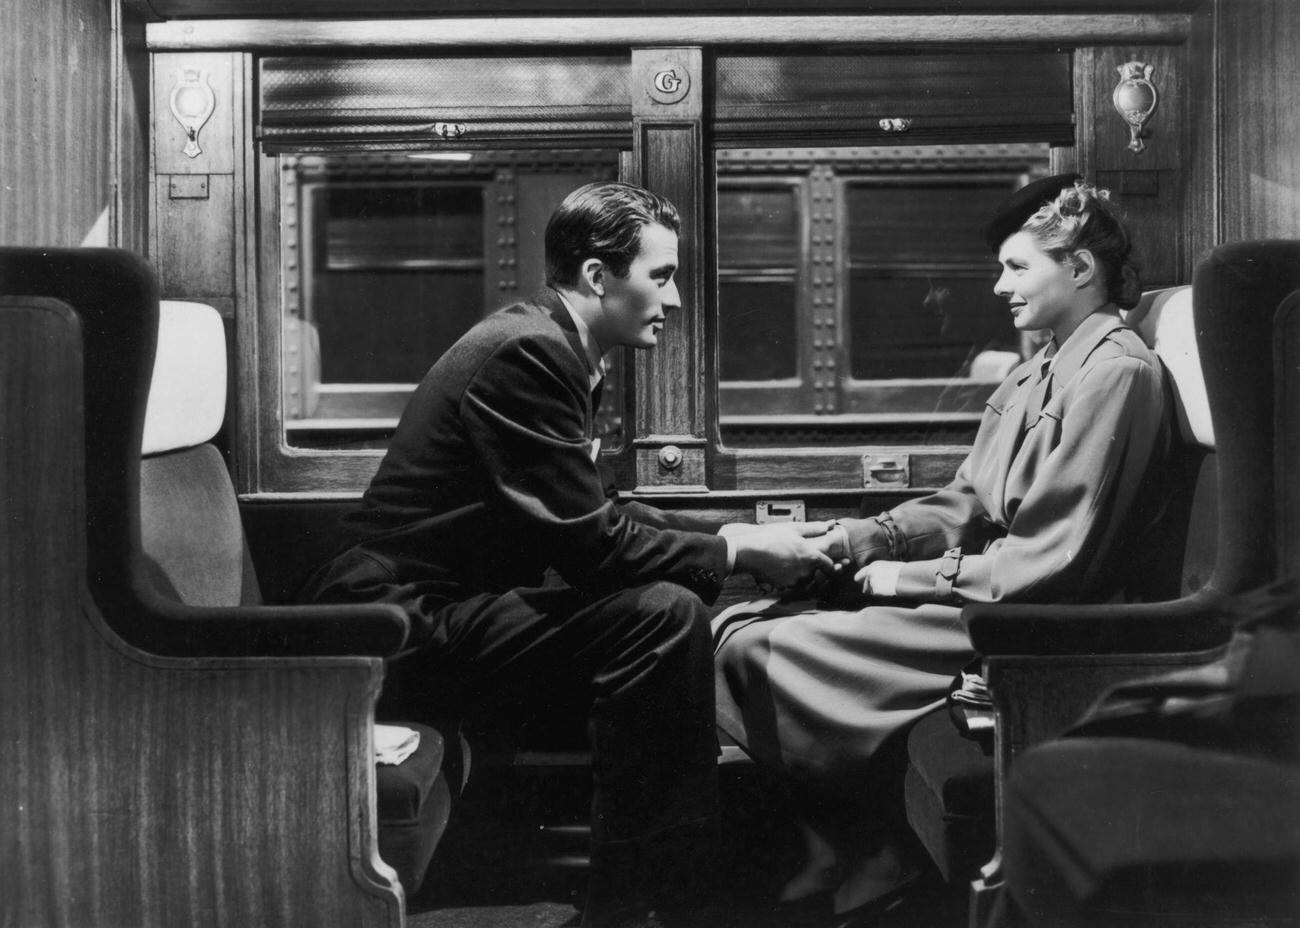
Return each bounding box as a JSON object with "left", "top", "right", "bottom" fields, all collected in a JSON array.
[{"left": 854, "top": 560, "right": 904, "bottom": 598}]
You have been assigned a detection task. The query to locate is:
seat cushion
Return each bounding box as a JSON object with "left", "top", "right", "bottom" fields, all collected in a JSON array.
[
  {"left": 903, "top": 708, "right": 995, "bottom": 881},
  {"left": 140, "top": 444, "right": 260, "bottom": 607},
  {"left": 376, "top": 722, "right": 454, "bottom": 894},
  {"left": 1004, "top": 737, "right": 1300, "bottom": 927}
]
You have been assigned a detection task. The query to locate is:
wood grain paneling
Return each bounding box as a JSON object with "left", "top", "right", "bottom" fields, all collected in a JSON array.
[
  {"left": 631, "top": 48, "right": 709, "bottom": 491},
  {"left": 1074, "top": 44, "right": 1188, "bottom": 287},
  {"left": 115, "top": 4, "right": 152, "bottom": 254},
  {"left": 155, "top": 173, "right": 236, "bottom": 296},
  {"left": 144, "top": 0, "right": 1203, "bottom": 15},
  {"left": 0, "top": 0, "right": 113, "bottom": 247},
  {"left": 1218, "top": 0, "right": 1300, "bottom": 242},
  {"left": 146, "top": 15, "right": 1192, "bottom": 51}
]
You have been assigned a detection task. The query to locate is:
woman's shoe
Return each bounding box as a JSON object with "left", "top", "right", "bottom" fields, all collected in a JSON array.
[
  {"left": 776, "top": 819, "right": 841, "bottom": 903},
  {"left": 830, "top": 840, "right": 921, "bottom": 916}
]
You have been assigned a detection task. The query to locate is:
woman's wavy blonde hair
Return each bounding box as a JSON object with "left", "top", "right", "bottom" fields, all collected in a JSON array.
[{"left": 1020, "top": 181, "right": 1143, "bottom": 309}]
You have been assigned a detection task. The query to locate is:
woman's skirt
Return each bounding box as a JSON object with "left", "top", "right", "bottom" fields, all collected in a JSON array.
[{"left": 713, "top": 595, "right": 975, "bottom": 786}]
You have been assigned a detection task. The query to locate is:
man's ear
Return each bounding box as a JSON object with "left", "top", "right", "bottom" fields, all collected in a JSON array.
[
  {"left": 581, "top": 258, "right": 606, "bottom": 297},
  {"left": 1070, "top": 249, "right": 1098, "bottom": 289}
]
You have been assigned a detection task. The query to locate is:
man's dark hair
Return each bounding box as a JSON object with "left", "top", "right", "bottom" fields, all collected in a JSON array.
[{"left": 544, "top": 181, "right": 680, "bottom": 288}]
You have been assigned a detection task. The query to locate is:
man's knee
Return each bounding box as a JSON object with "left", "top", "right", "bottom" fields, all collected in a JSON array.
[{"left": 622, "top": 580, "right": 712, "bottom": 645}]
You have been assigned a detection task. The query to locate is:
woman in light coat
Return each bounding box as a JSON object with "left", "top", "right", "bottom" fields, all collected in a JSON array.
[{"left": 714, "top": 175, "right": 1169, "bottom": 917}]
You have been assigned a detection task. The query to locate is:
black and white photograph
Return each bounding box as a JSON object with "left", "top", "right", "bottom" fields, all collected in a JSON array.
[{"left": 2, "top": 1, "right": 1297, "bottom": 926}]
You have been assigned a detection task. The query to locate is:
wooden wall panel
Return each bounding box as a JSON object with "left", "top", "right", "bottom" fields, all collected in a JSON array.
[
  {"left": 0, "top": 0, "right": 113, "bottom": 247},
  {"left": 1074, "top": 44, "right": 1188, "bottom": 288},
  {"left": 150, "top": 52, "right": 241, "bottom": 306},
  {"left": 155, "top": 173, "right": 236, "bottom": 297},
  {"left": 630, "top": 48, "right": 710, "bottom": 492},
  {"left": 144, "top": 0, "right": 1202, "bottom": 14},
  {"left": 1183, "top": 0, "right": 1219, "bottom": 266},
  {"left": 1218, "top": 0, "right": 1300, "bottom": 243},
  {"left": 116, "top": 4, "right": 153, "bottom": 254}
]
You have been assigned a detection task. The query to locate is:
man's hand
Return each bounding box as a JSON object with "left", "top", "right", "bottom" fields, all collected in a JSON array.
[{"left": 730, "top": 526, "right": 838, "bottom": 589}]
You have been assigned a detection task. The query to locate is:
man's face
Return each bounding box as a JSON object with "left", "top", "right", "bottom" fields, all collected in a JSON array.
[{"left": 596, "top": 222, "right": 681, "bottom": 351}]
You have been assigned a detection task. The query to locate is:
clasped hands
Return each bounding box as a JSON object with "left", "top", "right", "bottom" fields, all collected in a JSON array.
[
  {"left": 722, "top": 520, "right": 901, "bottom": 598},
  {"left": 721, "top": 520, "right": 849, "bottom": 591}
]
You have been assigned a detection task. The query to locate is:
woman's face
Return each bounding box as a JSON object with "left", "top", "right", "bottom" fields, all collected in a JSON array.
[{"left": 993, "top": 231, "right": 1081, "bottom": 334}]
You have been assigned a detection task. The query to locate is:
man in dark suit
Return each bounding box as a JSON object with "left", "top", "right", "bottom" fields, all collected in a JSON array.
[{"left": 303, "top": 181, "right": 836, "bottom": 926}]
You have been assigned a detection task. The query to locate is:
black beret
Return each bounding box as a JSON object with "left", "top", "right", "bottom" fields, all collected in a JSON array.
[{"left": 984, "top": 173, "right": 1082, "bottom": 252}]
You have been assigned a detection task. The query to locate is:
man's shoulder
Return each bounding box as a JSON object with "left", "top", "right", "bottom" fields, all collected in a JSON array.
[{"left": 458, "top": 296, "right": 569, "bottom": 354}]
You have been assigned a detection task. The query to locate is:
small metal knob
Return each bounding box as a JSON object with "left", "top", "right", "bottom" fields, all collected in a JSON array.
[{"left": 658, "top": 445, "right": 683, "bottom": 470}]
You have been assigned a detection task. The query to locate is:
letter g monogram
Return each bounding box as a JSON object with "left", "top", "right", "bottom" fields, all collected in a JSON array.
[
  {"left": 653, "top": 69, "right": 682, "bottom": 94},
  {"left": 646, "top": 63, "right": 691, "bottom": 104}
]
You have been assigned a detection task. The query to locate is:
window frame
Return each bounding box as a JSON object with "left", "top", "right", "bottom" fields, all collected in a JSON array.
[{"left": 161, "top": 14, "right": 1192, "bottom": 498}]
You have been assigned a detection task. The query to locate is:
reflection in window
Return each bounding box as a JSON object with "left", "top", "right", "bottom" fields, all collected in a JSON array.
[
  {"left": 718, "top": 183, "right": 801, "bottom": 382},
  {"left": 716, "top": 145, "right": 1049, "bottom": 446},
  {"left": 845, "top": 180, "right": 1019, "bottom": 384},
  {"left": 281, "top": 151, "right": 620, "bottom": 450},
  {"left": 312, "top": 183, "right": 484, "bottom": 385}
]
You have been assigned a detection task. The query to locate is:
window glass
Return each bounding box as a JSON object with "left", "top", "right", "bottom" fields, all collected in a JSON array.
[
  {"left": 718, "top": 183, "right": 801, "bottom": 383},
  {"left": 280, "top": 150, "right": 621, "bottom": 451},
  {"left": 716, "top": 144, "right": 1049, "bottom": 447}
]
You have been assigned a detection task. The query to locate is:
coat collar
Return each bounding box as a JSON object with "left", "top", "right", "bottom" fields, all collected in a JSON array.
[{"left": 1045, "top": 309, "right": 1129, "bottom": 389}]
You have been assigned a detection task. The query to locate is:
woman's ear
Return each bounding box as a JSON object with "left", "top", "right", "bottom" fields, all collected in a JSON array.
[
  {"left": 1070, "top": 249, "right": 1098, "bottom": 289},
  {"left": 581, "top": 258, "right": 606, "bottom": 297}
]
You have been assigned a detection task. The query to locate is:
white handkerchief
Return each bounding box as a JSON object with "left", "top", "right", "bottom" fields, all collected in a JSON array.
[
  {"left": 590, "top": 437, "right": 602, "bottom": 461},
  {"left": 374, "top": 724, "right": 420, "bottom": 766}
]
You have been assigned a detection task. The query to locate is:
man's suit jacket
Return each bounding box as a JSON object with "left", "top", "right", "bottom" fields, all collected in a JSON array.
[{"left": 331, "top": 286, "right": 729, "bottom": 628}]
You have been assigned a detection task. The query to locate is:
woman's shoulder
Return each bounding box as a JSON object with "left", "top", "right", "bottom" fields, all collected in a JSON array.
[{"left": 1080, "top": 323, "right": 1162, "bottom": 376}]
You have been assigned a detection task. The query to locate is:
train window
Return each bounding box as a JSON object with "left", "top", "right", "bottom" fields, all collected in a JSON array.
[
  {"left": 240, "top": 49, "right": 1069, "bottom": 494},
  {"left": 716, "top": 144, "right": 1050, "bottom": 447},
  {"left": 279, "top": 150, "right": 621, "bottom": 452}
]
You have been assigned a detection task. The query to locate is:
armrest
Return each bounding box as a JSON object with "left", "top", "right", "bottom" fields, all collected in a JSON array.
[
  {"left": 969, "top": 592, "right": 1236, "bottom": 859},
  {"left": 964, "top": 590, "right": 1233, "bottom": 657},
  {"left": 102, "top": 587, "right": 410, "bottom": 658}
]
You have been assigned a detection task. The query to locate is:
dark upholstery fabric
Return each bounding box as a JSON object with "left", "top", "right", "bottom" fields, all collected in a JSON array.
[
  {"left": 1193, "top": 241, "right": 1300, "bottom": 590},
  {"left": 903, "top": 709, "right": 995, "bottom": 882},
  {"left": 376, "top": 723, "right": 453, "bottom": 894},
  {"left": 1004, "top": 737, "right": 1300, "bottom": 927}
]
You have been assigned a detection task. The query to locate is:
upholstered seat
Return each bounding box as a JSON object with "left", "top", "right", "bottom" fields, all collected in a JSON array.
[
  {"left": 0, "top": 247, "right": 437, "bottom": 924},
  {"left": 140, "top": 299, "right": 457, "bottom": 896},
  {"left": 903, "top": 280, "right": 1221, "bottom": 887},
  {"left": 991, "top": 241, "right": 1300, "bottom": 927},
  {"left": 1003, "top": 736, "right": 1300, "bottom": 927}
]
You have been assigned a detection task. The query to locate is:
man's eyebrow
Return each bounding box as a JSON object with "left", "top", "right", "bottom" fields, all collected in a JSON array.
[{"left": 649, "top": 263, "right": 677, "bottom": 277}]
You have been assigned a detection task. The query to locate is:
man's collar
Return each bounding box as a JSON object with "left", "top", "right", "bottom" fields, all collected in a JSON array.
[{"left": 553, "top": 288, "right": 606, "bottom": 390}]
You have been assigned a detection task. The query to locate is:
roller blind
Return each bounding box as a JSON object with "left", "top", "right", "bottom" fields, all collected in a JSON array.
[
  {"left": 258, "top": 55, "right": 631, "bottom": 149},
  {"left": 713, "top": 51, "right": 1073, "bottom": 145}
]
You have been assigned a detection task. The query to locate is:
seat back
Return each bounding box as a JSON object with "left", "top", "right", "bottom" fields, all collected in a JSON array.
[
  {"left": 1122, "top": 285, "right": 1219, "bottom": 599},
  {"left": 139, "top": 300, "right": 261, "bottom": 607},
  {"left": 0, "top": 247, "right": 406, "bottom": 927},
  {"left": 1193, "top": 241, "right": 1300, "bottom": 591},
  {"left": 1275, "top": 289, "right": 1300, "bottom": 574}
]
